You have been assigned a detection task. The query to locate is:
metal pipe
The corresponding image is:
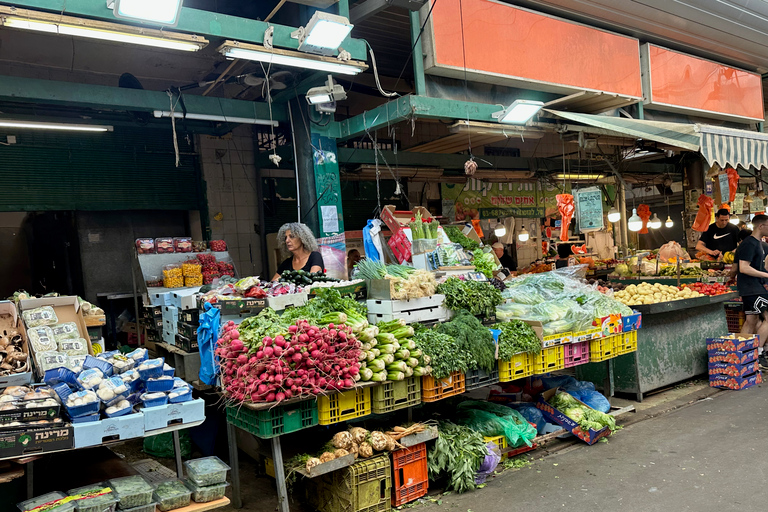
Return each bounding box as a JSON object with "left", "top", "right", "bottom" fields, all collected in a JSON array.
[
  {"left": 287, "top": 102, "right": 301, "bottom": 221},
  {"left": 409, "top": 10, "right": 426, "bottom": 96}
]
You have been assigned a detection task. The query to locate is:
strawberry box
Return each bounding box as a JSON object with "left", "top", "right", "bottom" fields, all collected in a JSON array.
[
  {"left": 706, "top": 335, "right": 759, "bottom": 353},
  {"left": 708, "top": 360, "right": 759, "bottom": 378},
  {"left": 535, "top": 388, "right": 612, "bottom": 445},
  {"left": 708, "top": 348, "right": 758, "bottom": 365},
  {"left": 709, "top": 371, "right": 762, "bottom": 390}
]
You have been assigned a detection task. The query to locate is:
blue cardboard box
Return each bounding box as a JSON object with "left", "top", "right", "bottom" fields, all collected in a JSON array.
[
  {"left": 706, "top": 335, "right": 759, "bottom": 353},
  {"left": 709, "top": 371, "right": 762, "bottom": 390},
  {"left": 73, "top": 413, "right": 145, "bottom": 448},
  {"left": 708, "top": 360, "right": 759, "bottom": 378},
  {"left": 536, "top": 388, "right": 612, "bottom": 445},
  {"left": 708, "top": 348, "right": 758, "bottom": 365},
  {"left": 143, "top": 398, "right": 205, "bottom": 431},
  {"left": 621, "top": 311, "right": 642, "bottom": 331}
]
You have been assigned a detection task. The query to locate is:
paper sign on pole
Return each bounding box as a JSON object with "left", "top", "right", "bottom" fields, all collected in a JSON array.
[
  {"left": 718, "top": 174, "right": 730, "bottom": 205},
  {"left": 575, "top": 187, "right": 604, "bottom": 232},
  {"left": 733, "top": 193, "right": 744, "bottom": 214},
  {"left": 751, "top": 198, "right": 765, "bottom": 213}
]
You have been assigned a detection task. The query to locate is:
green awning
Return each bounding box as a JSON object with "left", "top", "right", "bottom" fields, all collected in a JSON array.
[{"left": 546, "top": 110, "right": 768, "bottom": 170}]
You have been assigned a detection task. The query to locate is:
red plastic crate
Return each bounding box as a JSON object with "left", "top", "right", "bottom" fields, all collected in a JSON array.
[
  {"left": 391, "top": 443, "right": 428, "bottom": 506},
  {"left": 564, "top": 341, "right": 590, "bottom": 368}
]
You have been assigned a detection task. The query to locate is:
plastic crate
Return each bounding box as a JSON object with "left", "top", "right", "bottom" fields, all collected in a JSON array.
[
  {"left": 498, "top": 352, "right": 534, "bottom": 382},
  {"left": 564, "top": 341, "right": 590, "bottom": 368},
  {"left": 226, "top": 400, "right": 318, "bottom": 438},
  {"left": 371, "top": 378, "right": 421, "bottom": 414},
  {"left": 724, "top": 302, "right": 745, "bottom": 333},
  {"left": 533, "top": 345, "right": 564, "bottom": 374},
  {"left": 309, "top": 455, "right": 391, "bottom": 512},
  {"left": 318, "top": 388, "right": 372, "bottom": 425},
  {"left": 421, "top": 372, "right": 466, "bottom": 403},
  {"left": 483, "top": 434, "right": 508, "bottom": 452},
  {"left": 391, "top": 443, "right": 428, "bottom": 506},
  {"left": 589, "top": 334, "right": 617, "bottom": 362},
  {"left": 615, "top": 330, "right": 638, "bottom": 355},
  {"left": 464, "top": 367, "right": 500, "bottom": 391}
]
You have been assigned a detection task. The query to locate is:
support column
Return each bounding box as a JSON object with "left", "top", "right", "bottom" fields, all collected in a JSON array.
[
  {"left": 288, "top": 98, "right": 319, "bottom": 234},
  {"left": 410, "top": 10, "right": 426, "bottom": 96}
]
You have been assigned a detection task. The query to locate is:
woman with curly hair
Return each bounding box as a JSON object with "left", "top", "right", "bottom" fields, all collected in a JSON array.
[{"left": 271, "top": 222, "right": 325, "bottom": 281}]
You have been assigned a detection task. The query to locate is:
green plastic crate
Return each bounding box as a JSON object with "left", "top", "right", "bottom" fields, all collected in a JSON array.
[
  {"left": 225, "top": 400, "right": 318, "bottom": 439},
  {"left": 371, "top": 378, "right": 421, "bottom": 414},
  {"left": 308, "top": 455, "right": 391, "bottom": 512}
]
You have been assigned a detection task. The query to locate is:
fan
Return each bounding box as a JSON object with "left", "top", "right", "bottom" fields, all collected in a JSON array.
[{"left": 241, "top": 71, "right": 293, "bottom": 92}]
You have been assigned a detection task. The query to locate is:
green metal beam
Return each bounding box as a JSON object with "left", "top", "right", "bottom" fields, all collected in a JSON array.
[
  {"left": 0, "top": 74, "right": 289, "bottom": 122},
  {"left": 272, "top": 71, "right": 328, "bottom": 104},
  {"left": 409, "top": 11, "right": 426, "bottom": 96},
  {"left": 2, "top": 0, "right": 367, "bottom": 60}
]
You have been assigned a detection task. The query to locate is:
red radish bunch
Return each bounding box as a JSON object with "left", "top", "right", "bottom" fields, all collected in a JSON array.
[{"left": 216, "top": 319, "right": 362, "bottom": 404}]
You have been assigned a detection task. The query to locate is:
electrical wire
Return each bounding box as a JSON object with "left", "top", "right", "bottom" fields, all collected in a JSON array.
[
  {"left": 362, "top": 40, "right": 398, "bottom": 98},
  {"left": 392, "top": 0, "right": 439, "bottom": 92}
]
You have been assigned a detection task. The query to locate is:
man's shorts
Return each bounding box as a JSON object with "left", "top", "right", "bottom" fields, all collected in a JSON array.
[{"left": 743, "top": 295, "right": 768, "bottom": 315}]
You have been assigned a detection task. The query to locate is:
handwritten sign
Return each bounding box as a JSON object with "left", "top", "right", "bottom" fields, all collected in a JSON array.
[
  {"left": 751, "top": 197, "right": 765, "bottom": 213},
  {"left": 718, "top": 174, "right": 730, "bottom": 204},
  {"left": 733, "top": 193, "right": 744, "bottom": 214},
  {"left": 575, "top": 187, "right": 604, "bottom": 232}
]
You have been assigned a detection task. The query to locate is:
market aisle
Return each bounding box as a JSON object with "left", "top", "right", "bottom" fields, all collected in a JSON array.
[{"left": 435, "top": 386, "right": 766, "bottom": 512}]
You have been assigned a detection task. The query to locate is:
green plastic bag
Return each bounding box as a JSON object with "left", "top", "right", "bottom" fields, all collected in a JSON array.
[
  {"left": 143, "top": 431, "right": 192, "bottom": 458},
  {"left": 457, "top": 401, "right": 538, "bottom": 448}
]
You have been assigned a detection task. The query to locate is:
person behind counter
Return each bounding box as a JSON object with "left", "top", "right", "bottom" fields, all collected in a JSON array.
[
  {"left": 491, "top": 242, "right": 515, "bottom": 270},
  {"left": 272, "top": 222, "right": 325, "bottom": 281},
  {"left": 347, "top": 249, "right": 362, "bottom": 279},
  {"left": 696, "top": 209, "right": 740, "bottom": 259},
  {"left": 555, "top": 243, "right": 572, "bottom": 269}
]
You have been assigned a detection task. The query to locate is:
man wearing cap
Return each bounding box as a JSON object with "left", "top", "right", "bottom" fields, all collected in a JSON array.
[
  {"left": 696, "top": 208, "right": 740, "bottom": 259},
  {"left": 492, "top": 242, "right": 515, "bottom": 270}
]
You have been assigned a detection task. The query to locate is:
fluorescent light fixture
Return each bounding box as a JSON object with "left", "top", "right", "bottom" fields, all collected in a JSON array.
[
  {"left": 648, "top": 213, "right": 662, "bottom": 230},
  {"left": 554, "top": 173, "right": 605, "bottom": 181},
  {"left": 517, "top": 227, "right": 529, "bottom": 242},
  {"left": 0, "top": 9, "right": 206, "bottom": 51},
  {"left": 665, "top": 216, "right": 674, "bottom": 228},
  {"left": 729, "top": 215, "right": 740, "bottom": 225},
  {"left": 294, "top": 11, "right": 353, "bottom": 56},
  {"left": 307, "top": 94, "right": 332, "bottom": 105},
  {"left": 218, "top": 41, "right": 366, "bottom": 75},
  {"left": 0, "top": 120, "right": 113, "bottom": 132},
  {"left": 628, "top": 208, "right": 643, "bottom": 232},
  {"left": 608, "top": 207, "right": 621, "bottom": 223},
  {"left": 492, "top": 100, "right": 544, "bottom": 124},
  {"left": 110, "top": 0, "right": 183, "bottom": 26},
  {"left": 153, "top": 111, "right": 278, "bottom": 127}
]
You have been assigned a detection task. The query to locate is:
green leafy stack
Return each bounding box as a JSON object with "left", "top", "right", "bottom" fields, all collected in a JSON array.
[
  {"left": 412, "top": 327, "right": 470, "bottom": 379},
  {"left": 443, "top": 225, "right": 480, "bottom": 251},
  {"left": 437, "top": 277, "right": 504, "bottom": 317},
  {"left": 428, "top": 422, "right": 488, "bottom": 493},
  {"left": 491, "top": 320, "right": 541, "bottom": 359},
  {"left": 548, "top": 391, "right": 617, "bottom": 432},
  {"left": 436, "top": 310, "right": 496, "bottom": 373},
  {"left": 358, "top": 319, "right": 428, "bottom": 382},
  {"left": 472, "top": 250, "right": 500, "bottom": 279}
]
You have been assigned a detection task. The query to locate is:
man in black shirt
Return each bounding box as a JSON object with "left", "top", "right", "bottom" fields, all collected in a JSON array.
[
  {"left": 696, "top": 209, "right": 740, "bottom": 259},
  {"left": 735, "top": 214, "right": 768, "bottom": 366}
]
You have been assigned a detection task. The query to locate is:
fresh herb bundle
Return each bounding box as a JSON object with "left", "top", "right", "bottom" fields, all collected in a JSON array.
[
  {"left": 437, "top": 277, "right": 503, "bottom": 317},
  {"left": 492, "top": 320, "right": 542, "bottom": 359},
  {"left": 428, "top": 422, "right": 488, "bottom": 493},
  {"left": 436, "top": 310, "right": 496, "bottom": 373},
  {"left": 412, "top": 329, "right": 470, "bottom": 378}
]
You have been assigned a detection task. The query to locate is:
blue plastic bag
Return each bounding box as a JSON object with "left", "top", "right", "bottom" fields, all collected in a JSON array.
[
  {"left": 197, "top": 302, "right": 220, "bottom": 386},
  {"left": 578, "top": 390, "right": 612, "bottom": 413},
  {"left": 541, "top": 375, "right": 577, "bottom": 390},
  {"left": 508, "top": 403, "right": 546, "bottom": 434},
  {"left": 362, "top": 220, "right": 381, "bottom": 262}
]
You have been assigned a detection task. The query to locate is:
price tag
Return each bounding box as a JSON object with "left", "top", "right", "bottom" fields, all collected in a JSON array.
[
  {"left": 751, "top": 197, "right": 765, "bottom": 213},
  {"left": 733, "top": 193, "right": 744, "bottom": 214}
]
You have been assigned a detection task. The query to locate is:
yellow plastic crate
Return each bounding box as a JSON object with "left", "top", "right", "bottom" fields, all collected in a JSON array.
[
  {"left": 483, "top": 435, "right": 508, "bottom": 452},
  {"left": 499, "top": 352, "right": 534, "bottom": 382},
  {"left": 318, "top": 387, "right": 372, "bottom": 425},
  {"left": 590, "top": 334, "right": 618, "bottom": 362},
  {"left": 615, "top": 330, "right": 638, "bottom": 355},
  {"left": 533, "top": 345, "right": 564, "bottom": 374}
]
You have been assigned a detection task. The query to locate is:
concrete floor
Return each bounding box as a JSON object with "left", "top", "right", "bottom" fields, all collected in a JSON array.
[{"left": 424, "top": 382, "right": 766, "bottom": 512}]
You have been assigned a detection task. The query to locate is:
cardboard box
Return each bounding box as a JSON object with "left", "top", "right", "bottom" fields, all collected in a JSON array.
[
  {"left": 142, "top": 306, "right": 162, "bottom": 321},
  {"left": 0, "top": 301, "right": 32, "bottom": 388},
  {"left": 142, "top": 398, "right": 205, "bottom": 431},
  {"left": 19, "top": 296, "right": 92, "bottom": 377},
  {"left": 621, "top": 311, "right": 642, "bottom": 331},
  {"left": 170, "top": 289, "right": 199, "bottom": 311},
  {"left": 380, "top": 205, "right": 430, "bottom": 234},
  {"left": 200, "top": 297, "right": 266, "bottom": 316},
  {"left": 706, "top": 335, "right": 759, "bottom": 353},
  {"left": 309, "top": 282, "right": 366, "bottom": 301},
  {"left": 709, "top": 371, "right": 762, "bottom": 390},
  {"left": 593, "top": 314, "right": 623, "bottom": 337},
  {"left": 162, "top": 306, "right": 179, "bottom": 324},
  {"left": 388, "top": 230, "right": 412, "bottom": 264},
  {"left": 573, "top": 328, "right": 602, "bottom": 344},
  {"left": 163, "top": 318, "right": 178, "bottom": 336},
  {"left": 177, "top": 322, "right": 198, "bottom": 340},
  {"left": 0, "top": 425, "right": 74, "bottom": 458},
  {"left": 179, "top": 309, "right": 199, "bottom": 324},
  {"left": 73, "top": 413, "right": 145, "bottom": 448},
  {"left": 162, "top": 330, "right": 176, "bottom": 345},
  {"left": 543, "top": 332, "right": 573, "bottom": 348},
  {"left": 266, "top": 292, "right": 309, "bottom": 312},
  {"left": 148, "top": 291, "right": 173, "bottom": 307},
  {"left": 708, "top": 348, "right": 758, "bottom": 365},
  {"left": 535, "top": 389, "right": 612, "bottom": 445},
  {"left": 707, "top": 360, "right": 759, "bottom": 378},
  {"left": 0, "top": 402, "right": 60, "bottom": 424},
  {"left": 175, "top": 334, "right": 199, "bottom": 353}
]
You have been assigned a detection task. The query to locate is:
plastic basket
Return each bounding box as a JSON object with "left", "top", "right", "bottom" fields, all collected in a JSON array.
[
  {"left": 464, "top": 367, "right": 500, "bottom": 391},
  {"left": 498, "top": 352, "right": 534, "bottom": 382},
  {"left": 724, "top": 302, "right": 744, "bottom": 333},
  {"left": 533, "top": 345, "right": 564, "bottom": 374},
  {"left": 421, "top": 372, "right": 466, "bottom": 403},
  {"left": 589, "top": 335, "right": 617, "bottom": 362},
  {"left": 226, "top": 400, "right": 318, "bottom": 438},
  {"left": 83, "top": 355, "right": 114, "bottom": 378},
  {"left": 483, "top": 434, "right": 508, "bottom": 452},
  {"left": 615, "top": 330, "right": 638, "bottom": 355},
  {"left": 318, "top": 388, "right": 371, "bottom": 425},
  {"left": 371, "top": 378, "right": 421, "bottom": 414},
  {"left": 391, "top": 443, "right": 428, "bottom": 506},
  {"left": 308, "top": 455, "right": 391, "bottom": 512},
  {"left": 564, "top": 341, "right": 590, "bottom": 368}
]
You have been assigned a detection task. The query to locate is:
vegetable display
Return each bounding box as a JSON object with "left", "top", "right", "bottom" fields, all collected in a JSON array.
[
  {"left": 280, "top": 270, "right": 337, "bottom": 286},
  {"left": 491, "top": 321, "right": 541, "bottom": 359},
  {"left": 354, "top": 260, "right": 437, "bottom": 299},
  {"left": 613, "top": 282, "right": 702, "bottom": 306},
  {"left": 442, "top": 225, "right": 480, "bottom": 251},
  {"left": 437, "top": 278, "right": 503, "bottom": 317},
  {"left": 412, "top": 327, "right": 468, "bottom": 379},
  {"left": 358, "top": 319, "right": 428, "bottom": 382},
  {"left": 548, "top": 391, "right": 617, "bottom": 432},
  {"left": 409, "top": 210, "right": 439, "bottom": 240},
  {"left": 436, "top": 310, "right": 496, "bottom": 374},
  {"left": 472, "top": 250, "right": 500, "bottom": 279},
  {"left": 428, "top": 422, "right": 488, "bottom": 493}
]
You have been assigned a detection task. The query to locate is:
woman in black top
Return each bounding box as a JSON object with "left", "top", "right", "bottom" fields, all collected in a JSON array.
[{"left": 271, "top": 222, "right": 325, "bottom": 281}]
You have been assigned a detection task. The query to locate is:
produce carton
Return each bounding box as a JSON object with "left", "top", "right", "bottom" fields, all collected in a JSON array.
[
  {"left": 148, "top": 291, "right": 173, "bottom": 307},
  {"left": 73, "top": 412, "right": 145, "bottom": 448},
  {"left": 707, "top": 360, "right": 759, "bottom": 378},
  {"left": 266, "top": 292, "right": 309, "bottom": 312},
  {"left": 621, "top": 311, "right": 642, "bottom": 331},
  {"left": 175, "top": 334, "right": 199, "bottom": 353},
  {"left": 388, "top": 230, "right": 412, "bottom": 264},
  {"left": 177, "top": 322, "right": 198, "bottom": 340},
  {"left": 706, "top": 335, "right": 759, "bottom": 353},
  {"left": 593, "top": 314, "right": 623, "bottom": 336},
  {"left": 573, "top": 328, "right": 602, "bottom": 343},
  {"left": 543, "top": 332, "right": 573, "bottom": 348},
  {"left": 144, "top": 317, "right": 163, "bottom": 330},
  {"left": 19, "top": 296, "right": 92, "bottom": 377},
  {"left": 170, "top": 289, "right": 199, "bottom": 311},
  {"left": 310, "top": 282, "right": 366, "bottom": 301},
  {"left": 380, "top": 205, "right": 431, "bottom": 234},
  {"left": 709, "top": 371, "right": 762, "bottom": 390},
  {"left": 199, "top": 297, "right": 266, "bottom": 316},
  {"left": 536, "top": 388, "right": 611, "bottom": 445},
  {"left": 0, "top": 425, "right": 74, "bottom": 458},
  {"left": 0, "top": 402, "right": 59, "bottom": 424},
  {"left": 708, "top": 348, "right": 758, "bottom": 365},
  {"left": 0, "top": 300, "right": 32, "bottom": 388},
  {"left": 143, "top": 398, "right": 205, "bottom": 431}
]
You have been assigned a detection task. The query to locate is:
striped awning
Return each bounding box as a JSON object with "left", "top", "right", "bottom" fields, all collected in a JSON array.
[{"left": 546, "top": 110, "right": 768, "bottom": 170}]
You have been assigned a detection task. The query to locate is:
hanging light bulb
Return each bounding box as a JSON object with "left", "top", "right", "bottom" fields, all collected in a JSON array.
[
  {"left": 648, "top": 213, "right": 662, "bottom": 229},
  {"left": 665, "top": 216, "right": 674, "bottom": 228},
  {"left": 748, "top": 222, "right": 754, "bottom": 230},
  {"left": 494, "top": 219, "right": 506, "bottom": 237},
  {"left": 607, "top": 207, "right": 621, "bottom": 223},
  {"left": 729, "top": 215, "right": 740, "bottom": 225},
  {"left": 518, "top": 227, "right": 529, "bottom": 242},
  {"left": 628, "top": 208, "right": 643, "bottom": 232}
]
